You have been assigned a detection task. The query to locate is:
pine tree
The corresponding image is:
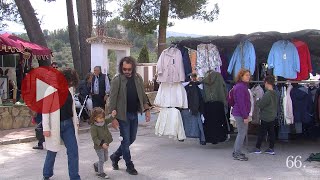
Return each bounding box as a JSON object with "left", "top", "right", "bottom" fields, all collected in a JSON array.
[{"left": 138, "top": 44, "right": 150, "bottom": 63}]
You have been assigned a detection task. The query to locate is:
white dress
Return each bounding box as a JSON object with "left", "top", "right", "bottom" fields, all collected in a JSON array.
[
  {"left": 154, "top": 82, "right": 188, "bottom": 108},
  {"left": 155, "top": 108, "right": 186, "bottom": 140}
]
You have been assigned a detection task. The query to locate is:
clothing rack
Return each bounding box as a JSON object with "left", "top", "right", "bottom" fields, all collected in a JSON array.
[
  {"left": 249, "top": 80, "right": 320, "bottom": 84},
  {"left": 227, "top": 80, "right": 320, "bottom": 84}
]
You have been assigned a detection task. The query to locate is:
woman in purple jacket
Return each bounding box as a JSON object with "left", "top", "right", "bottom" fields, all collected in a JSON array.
[{"left": 232, "top": 69, "right": 251, "bottom": 161}]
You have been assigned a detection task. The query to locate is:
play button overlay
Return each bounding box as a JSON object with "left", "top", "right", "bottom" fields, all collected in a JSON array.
[{"left": 21, "top": 66, "right": 69, "bottom": 114}]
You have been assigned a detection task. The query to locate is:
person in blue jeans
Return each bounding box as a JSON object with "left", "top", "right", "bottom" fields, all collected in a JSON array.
[
  {"left": 42, "top": 69, "right": 80, "bottom": 180},
  {"left": 108, "top": 56, "right": 151, "bottom": 175},
  {"left": 33, "top": 113, "right": 45, "bottom": 150}
]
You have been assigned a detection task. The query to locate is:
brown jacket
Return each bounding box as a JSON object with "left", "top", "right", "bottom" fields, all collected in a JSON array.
[{"left": 108, "top": 73, "right": 149, "bottom": 121}]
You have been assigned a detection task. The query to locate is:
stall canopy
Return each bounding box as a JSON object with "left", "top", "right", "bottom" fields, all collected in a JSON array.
[{"left": 0, "top": 33, "right": 52, "bottom": 60}]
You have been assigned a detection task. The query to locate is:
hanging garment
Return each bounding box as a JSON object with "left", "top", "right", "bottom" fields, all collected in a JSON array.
[
  {"left": 181, "top": 110, "right": 205, "bottom": 143},
  {"left": 154, "top": 82, "right": 188, "bottom": 108},
  {"left": 251, "top": 85, "right": 264, "bottom": 124},
  {"left": 189, "top": 50, "right": 197, "bottom": 74},
  {"left": 315, "top": 89, "right": 320, "bottom": 124},
  {"left": 290, "top": 86, "right": 314, "bottom": 124},
  {"left": 155, "top": 108, "right": 186, "bottom": 140},
  {"left": 178, "top": 46, "right": 192, "bottom": 81},
  {"left": 202, "top": 71, "right": 227, "bottom": 105},
  {"left": 220, "top": 52, "right": 229, "bottom": 80},
  {"left": 292, "top": 40, "right": 312, "bottom": 80},
  {"left": 227, "top": 40, "right": 256, "bottom": 77},
  {"left": 196, "top": 43, "right": 222, "bottom": 77},
  {"left": 184, "top": 81, "right": 204, "bottom": 115},
  {"left": 282, "top": 86, "right": 288, "bottom": 124},
  {"left": 157, "top": 47, "right": 185, "bottom": 83},
  {"left": 203, "top": 101, "right": 228, "bottom": 144},
  {"left": 284, "top": 85, "right": 294, "bottom": 124},
  {"left": 267, "top": 40, "right": 300, "bottom": 79}
]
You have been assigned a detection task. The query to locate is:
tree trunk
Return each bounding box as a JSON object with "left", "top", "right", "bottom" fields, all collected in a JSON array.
[
  {"left": 76, "top": 0, "right": 91, "bottom": 76},
  {"left": 66, "top": 0, "right": 81, "bottom": 75},
  {"left": 87, "top": 0, "right": 93, "bottom": 35},
  {"left": 157, "top": 0, "right": 169, "bottom": 58},
  {"left": 14, "top": 0, "right": 50, "bottom": 66}
]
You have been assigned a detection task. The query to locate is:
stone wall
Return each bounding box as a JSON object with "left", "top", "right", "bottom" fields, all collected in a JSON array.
[{"left": 0, "top": 105, "right": 34, "bottom": 130}]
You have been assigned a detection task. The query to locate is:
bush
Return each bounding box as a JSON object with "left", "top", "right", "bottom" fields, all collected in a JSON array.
[{"left": 137, "top": 44, "right": 150, "bottom": 63}]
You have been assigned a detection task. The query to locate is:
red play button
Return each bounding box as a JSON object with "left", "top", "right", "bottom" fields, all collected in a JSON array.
[{"left": 21, "top": 67, "right": 69, "bottom": 114}]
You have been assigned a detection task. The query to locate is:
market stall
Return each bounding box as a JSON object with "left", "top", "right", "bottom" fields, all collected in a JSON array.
[{"left": 0, "top": 33, "right": 53, "bottom": 130}]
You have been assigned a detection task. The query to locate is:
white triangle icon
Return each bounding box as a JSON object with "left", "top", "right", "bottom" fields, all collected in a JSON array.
[{"left": 36, "top": 79, "right": 57, "bottom": 102}]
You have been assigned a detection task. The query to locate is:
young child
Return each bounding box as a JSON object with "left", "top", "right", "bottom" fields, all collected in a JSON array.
[
  {"left": 90, "top": 107, "right": 116, "bottom": 179},
  {"left": 252, "top": 75, "right": 278, "bottom": 155}
]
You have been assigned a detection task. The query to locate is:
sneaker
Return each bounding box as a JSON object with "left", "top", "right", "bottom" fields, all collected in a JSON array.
[
  {"left": 33, "top": 145, "right": 44, "bottom": 150},
  {"left": 110, "top": 154, "right": 120, "bottom": 170},
  {"left": 250, "top": 148, "right": 262, "bottom": 154},
  {"left": 232, "top": 152, "right": 245, "bottom": 157},
  {"left": 233, "top": 153, "right": 249, "bottom": 161},
  {"left": 97, "top": 173, "right": 110, "bottom": 179},
  {"left": 264, "top": 148, "right": 275, "bottom": 155},
  {"left": 126, "top": 166, "right": 138, "bottom": 175},
  {"left": 93, "top": 163, "right": 98, "bottom": 173}
]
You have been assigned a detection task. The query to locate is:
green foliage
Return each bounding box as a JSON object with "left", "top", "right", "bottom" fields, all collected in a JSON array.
[
  {"left": 53, "top": 39, "right": 64, "bottom": 52},
  {"left": 138, "top": 44, "right": 150, "bottom": 63},
  {"left": 120, "top": 0, "right": 219, "bottom": 35},
  {"left": 0, "top": 1, "right": 21, "bottom": 29}
]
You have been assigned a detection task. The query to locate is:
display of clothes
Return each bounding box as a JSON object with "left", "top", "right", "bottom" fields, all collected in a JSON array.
[
  {"left": 250, "top": 85, "right": 264, "bottom": 124},
  {"left": 196, "top": 43, "right": 222, "bottom": 77},
  {"left": 154, "top": 82, "right": 188, "bottom": 108},
  {"left": 181, "top": 110, "right": 205, "bottom": 144},
  {"left": 203, "top": 101, "right": 228, "bottom": 144},
  {"left": 157, "top": 47, "right": 185, "bottom": 83},
  {"left": 178, "top": 45, "right": 192, "bottom": 81},
  {"left": 227, "top": 40, "right": 256, "bottom": 77},
  {"left": 290, "top": 85, "right": 314, "bottom": 124},
  {"left": 267, "top": 40, "right": 300, "bottom": 79},
  {"left": 292, "top": 40, "right": 312, "bottom": 80},
  {"left": 155, "top": 108, "right": 186, "bottom": 140},
  {"left": 202, "top": 71, "right": 227, "bottom": 105},
  {"left": 182, "top": 81, "right": 206, "bottom": 144}
]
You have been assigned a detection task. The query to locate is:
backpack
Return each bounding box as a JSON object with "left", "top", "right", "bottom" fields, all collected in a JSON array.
[{"left": 227, "top": 87, "right": 235, "bottom": 107}]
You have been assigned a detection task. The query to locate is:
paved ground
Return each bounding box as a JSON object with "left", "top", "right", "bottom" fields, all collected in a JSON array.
[{"left": 1, "top": 113, "right": 320, "bottom": 179}]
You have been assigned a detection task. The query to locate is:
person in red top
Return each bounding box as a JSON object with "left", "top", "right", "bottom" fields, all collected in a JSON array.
[{"left": 292, "top": 40, "right": 312, "bottom": 80}]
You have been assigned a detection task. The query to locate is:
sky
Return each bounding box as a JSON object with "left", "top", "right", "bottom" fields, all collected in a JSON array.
[{"left": 3, "top": 0, "right": 320, "bottom": 36}]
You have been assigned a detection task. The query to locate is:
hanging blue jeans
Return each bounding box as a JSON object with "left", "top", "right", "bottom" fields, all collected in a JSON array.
[
  {"left": 43, "top": 119, "right": 80, "bottom": 180},
  {"left": 113, "top": 112, "right": 138, "bottom": 167}
]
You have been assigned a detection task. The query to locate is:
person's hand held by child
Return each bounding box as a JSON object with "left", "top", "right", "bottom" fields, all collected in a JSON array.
[{"left": 102, "top": 143, "right": 109, "bottom": 149}]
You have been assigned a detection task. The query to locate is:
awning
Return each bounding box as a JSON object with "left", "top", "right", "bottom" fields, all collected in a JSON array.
[{"left": 0, "top": 33, "right": 53, "bottom": 60}]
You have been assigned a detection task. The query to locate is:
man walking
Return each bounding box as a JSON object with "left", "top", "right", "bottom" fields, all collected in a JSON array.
[
  {"left": 108, "top": 56, "right": 151, "bottom": 175},
  {"left": 91, "top": 66, "right": 110, "bottom": 108}
]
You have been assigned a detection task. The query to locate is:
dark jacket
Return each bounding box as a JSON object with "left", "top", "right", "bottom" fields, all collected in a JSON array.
[
  {"left": 178, "top": 46, "right": 192, "bottom": 81},
  {"left": 185, "top": 81, "right": 204, "bottom": 115},
  {"left": 232, "top": 81, "right": 251, "bottom": 119},
  {"left": 90, "top": 115, "right": 113, "bottom": 150},
  {"left": 291, "top": 86, "right": 314, "bottom": 124},
  {"left": 315, "top": 89, "right": 320, "bottom": 124},
  {"left": 91, "top": 73, "right": 106, "bottom": 97},
  {"left": 108, "top": 73, "right": 149, "bottom": 121},
  {"left": 257, "top": 90, "right": 278, "bottom": 122}
]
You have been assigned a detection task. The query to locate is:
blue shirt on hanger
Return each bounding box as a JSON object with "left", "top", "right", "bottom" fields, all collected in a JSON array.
[
  {"left": 227, "top": 40, "right": 256, "bottom": 77},
  {"left": 267, "top": 40, "right": 300, "bottom": 79}
]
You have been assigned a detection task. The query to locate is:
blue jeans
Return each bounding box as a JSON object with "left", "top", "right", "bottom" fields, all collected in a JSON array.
[
  {"left": 113, "top": 112, "right": 138, "bottom": 166},
  {"left": 43, "top": 119, "right": 80, "bottom": 180}
]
